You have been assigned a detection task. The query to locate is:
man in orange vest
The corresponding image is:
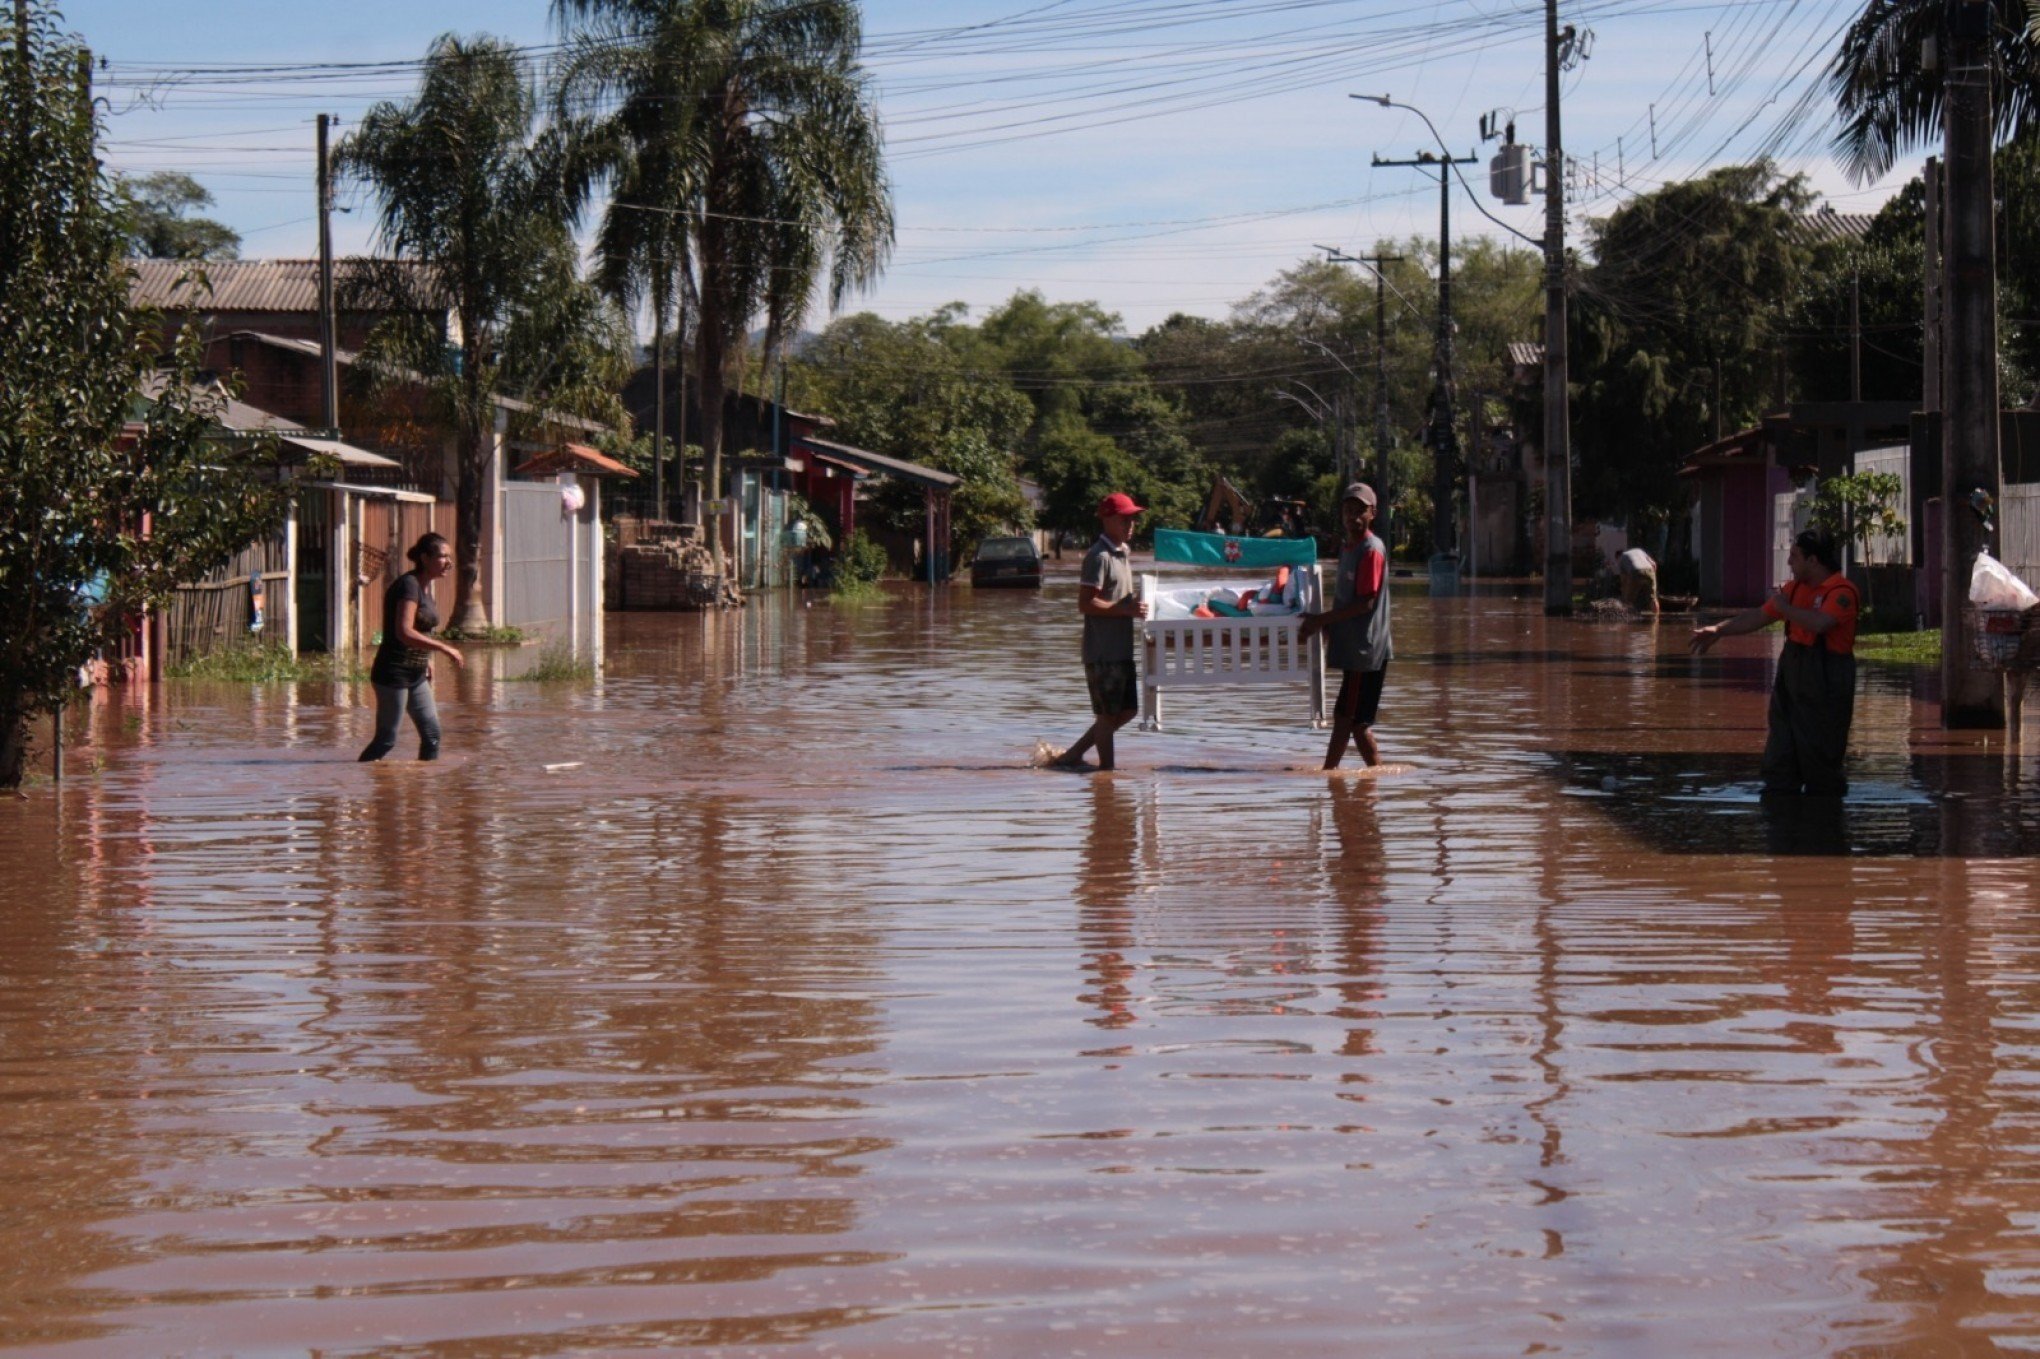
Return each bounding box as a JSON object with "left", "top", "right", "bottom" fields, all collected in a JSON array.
[{"left": 1690, "top": 528, "right": 1862, "bottom": 797}]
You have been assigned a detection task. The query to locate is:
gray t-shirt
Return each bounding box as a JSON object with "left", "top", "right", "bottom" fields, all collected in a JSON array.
[
  {"left": 1325, "top": 533, "right": 1391, "bottom": 672},
  {"left": 1080, "top": 534, "right": 1137, "bottom": 663}
]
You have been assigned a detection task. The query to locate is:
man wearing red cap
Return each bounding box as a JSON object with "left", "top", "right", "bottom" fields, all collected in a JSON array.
[{"left": 1051, "top": 492, "right": 1149, "bottom": 771}]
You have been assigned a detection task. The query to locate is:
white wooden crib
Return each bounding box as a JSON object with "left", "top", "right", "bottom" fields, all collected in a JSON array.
[{"left": 1136, "top": 565, "right": 1326, "bottom": 731}]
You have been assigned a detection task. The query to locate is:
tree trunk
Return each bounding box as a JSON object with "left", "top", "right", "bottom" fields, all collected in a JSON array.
[
  {"left": 451, "top": 360, "right": 492, "bottom": 632},
  {"left": 0, "top": 709, "right": 27, "bottom": 792},
  {"left": 696, "top": 291, "right": 727, "bottom": 577}
]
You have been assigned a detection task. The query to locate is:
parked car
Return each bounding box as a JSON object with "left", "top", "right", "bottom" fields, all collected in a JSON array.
[{"left": 970, "top": 535, "right": 1043, "bottom": 588}]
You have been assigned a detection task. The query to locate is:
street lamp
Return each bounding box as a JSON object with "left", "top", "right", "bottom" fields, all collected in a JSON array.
[{"left": 1354, "top": 91, "right": 1470, "bottom": 596}]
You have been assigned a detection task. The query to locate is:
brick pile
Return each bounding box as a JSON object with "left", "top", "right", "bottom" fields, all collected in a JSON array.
[{"left": 612, "top": 539, "right": 745, "bottom": 610}]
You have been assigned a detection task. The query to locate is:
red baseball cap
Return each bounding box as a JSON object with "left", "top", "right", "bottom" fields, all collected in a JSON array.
[{"left": 1098, "top": 492, "right": 1145, "bottom": 518}]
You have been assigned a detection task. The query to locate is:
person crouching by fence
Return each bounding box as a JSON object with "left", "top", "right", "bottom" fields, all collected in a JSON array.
[
  {"left": 1051, "top": 493, "right": 1149, "bottom": 772},
  {"left": 359, "top": 532, "right": 465, "bottom": 762},
  {"left": 1689, "top": 528, "right": 1859, "bottom": 797},
  {"left": 1617, "top": 546, "right": 1660, "bottom": 618},
  {"left": 1299, "top": 483, "right": 1392, "bottom": 770}
]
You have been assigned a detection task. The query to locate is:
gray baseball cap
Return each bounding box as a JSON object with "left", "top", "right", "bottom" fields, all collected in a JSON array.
[{"left": 1341, "top": 482, "right": 1377, "bottom": 506}]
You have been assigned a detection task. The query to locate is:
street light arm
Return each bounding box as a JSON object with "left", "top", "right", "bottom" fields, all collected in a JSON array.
[
  {"left": 1353, "top": 92, "right": 1544, "bottom": 250},
  {"left": 1273, "top": 387, "right": 1331, "bottom": 422},
  {"left": 1297, "top": 335, "right": 1360, "bottom": 380}
]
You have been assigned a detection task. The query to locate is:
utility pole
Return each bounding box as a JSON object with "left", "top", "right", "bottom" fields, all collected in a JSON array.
[
  {"left": 315, "top": 113, "right": 339, "bottom": 433},
  {"left": 1321, "top": 247, "right": 1404, "bottom": 553},
  {"left": 651, "top": 258, "right": 667, "bottom": 522},
  {"left": 1542, "top": 0, "right": 1576, "bottom": 615},
  {"left": 1850, "top": 262, "right": 1862, "bottom": 404},
  {"left": 1364, "top": 254, "right": 1401, "bottom": 554},
  {"left": 1941, "top": 0, "right": 2004, "bottom": 728},
  {"left": 1374, "top": 147, "right": 1475, "bottom": 591},
  {"left": 676, "top": 285, "right": 690, "bottom": 523},
  {"left": 1924, "top": 156, "right": 1942, "bottom": 414}
]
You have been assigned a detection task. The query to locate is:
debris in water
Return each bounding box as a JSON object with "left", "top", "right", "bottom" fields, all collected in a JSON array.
[{"left": 543, "top": 762, "right": 583, "bottom": 773}]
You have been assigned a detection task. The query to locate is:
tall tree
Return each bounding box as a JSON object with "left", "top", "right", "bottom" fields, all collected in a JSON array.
[
  {"left": 2, "top": 2, "right": 287, "bottom": 787},
  {"left": 1830, "top": 0, "right": 2040, "bottom": 182},
  {"left": 337, "top": 34, "right": 632, "bottom": 629},
  {"left": 551, "top": 0, "right": 894, "bottom": 570},
  {"left": 1571, "top": 163, "right": 1816, "bottom": 522},
  {"left": 119, "top": 170, "right": 240, "bottom": 259}
]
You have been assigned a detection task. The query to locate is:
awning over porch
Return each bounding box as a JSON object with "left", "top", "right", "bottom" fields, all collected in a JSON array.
[
  {"left": 791, "top": 436, "right": 960, "bottom": 583},
  {"left": 796, "top": 436, "right": 961, "bottom": 491},
  {"left": 512, "top": 441, "right": 639, "bottom": 479}
]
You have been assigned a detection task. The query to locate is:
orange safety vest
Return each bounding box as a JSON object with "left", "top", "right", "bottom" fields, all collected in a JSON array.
[{"left": 1765, "top": 572, "right": 1860, "bottom": 653}]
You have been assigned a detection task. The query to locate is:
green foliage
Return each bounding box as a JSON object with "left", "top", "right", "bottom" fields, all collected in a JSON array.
[
  {"left": 336, "top": 33, "right": 635, "bottom": 628},
  {"left": 1856, "top": 629, "right": 1941, "bottom": 665},
  {"left": 1808, "top": 470, "right": 1906, "bottom": 559},
  {"left": 119, "top": 171, "right": 240, "bottom": 260},
  {"left": 552, "top": 0, "right": 895, "bottom": 521},
  {"left": 1, "top": 3, "right": 292, "bottom": 787},
  {"left": 165, "top": 643, "right": 365, "bottom": 683},
  {"left": 1572, "top": 162, "right": 1817, "bottom": 521},
  {"left": 510, "top": 636, "right": 596, "bottom": 682},
  {"left": 835, "top": 530, "right": 890, "bottom": 587},
  {"left": 790, "top": 310, "right": 1032, "bottom": 547},
  {"left": 784, "top": 492, "right": 833, "bottom": 552},
  {"left": 1829, "top": 0, "right": 2040, "bottom": 185},
  {"left": 437, "top": 624, "right": 525, "bottom": 644},
  {"left": 1036, "top": 416, "right": 1139, "bottom": 542},
  {"left": 974, "top": 290, "right": 1143, "bottom": 439}
]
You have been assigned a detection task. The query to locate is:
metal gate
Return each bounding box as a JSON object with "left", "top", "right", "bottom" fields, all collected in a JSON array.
[
  {"left": 498, "top": 476, "right": 603, "bottom": 656},
  {"left": 1772, "top": 488, "right": 1814, "bottom": 585},
  {"left": 502, "top": 481, "right": 573, "bottom": 635},
  {"left": 2003, "top": 482, "right": 2040, "bottom": 590}
]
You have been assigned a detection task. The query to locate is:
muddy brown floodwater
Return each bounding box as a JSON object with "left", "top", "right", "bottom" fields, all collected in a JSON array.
[{"left": 5, "top": 573, "right": 2040, "bottom": 1356}]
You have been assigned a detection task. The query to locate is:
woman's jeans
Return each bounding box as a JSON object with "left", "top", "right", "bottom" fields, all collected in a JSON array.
[{"left": 359, "top": 675, "right": 440, "bottom": 761}]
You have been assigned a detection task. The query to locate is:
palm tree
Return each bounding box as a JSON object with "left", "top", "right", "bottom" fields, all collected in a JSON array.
[
  {"left": 1830, "top": 0, "right": 2040, "bottom": 182},
  {"left": 551, "top": 0, "right": 894, "bottom": 567},
  {"left": 337, "top": 34, "right": 631, "bottom": 629}
]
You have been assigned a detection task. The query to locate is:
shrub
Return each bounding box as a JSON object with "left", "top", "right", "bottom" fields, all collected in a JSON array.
[{"left": 837, "top": 531, "right": 890, "bottom": 587}]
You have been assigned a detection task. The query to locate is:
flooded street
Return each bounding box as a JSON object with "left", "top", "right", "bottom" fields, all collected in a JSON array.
[{"left": 6, "top": 573, "right": 2040, "bottom": 1356}]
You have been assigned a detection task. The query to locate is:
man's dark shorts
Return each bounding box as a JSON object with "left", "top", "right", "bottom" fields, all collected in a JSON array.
[
  {"left": 1334, "top": 665, "right": 1387, "bottom": 727},
  {"left": 1084, "top": 660, "right": 1140, "bottom": 716}
]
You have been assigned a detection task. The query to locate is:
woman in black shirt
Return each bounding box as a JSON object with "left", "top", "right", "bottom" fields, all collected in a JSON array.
[{"left": 358, "top": 532, "right": 465, "bottom": 761}]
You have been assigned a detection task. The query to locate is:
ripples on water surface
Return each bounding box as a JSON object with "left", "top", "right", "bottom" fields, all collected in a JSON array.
[{"left": 5, "top": 580, "right": 2040, "bottom": 1356}]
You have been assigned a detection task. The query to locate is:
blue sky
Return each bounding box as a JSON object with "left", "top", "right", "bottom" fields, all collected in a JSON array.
[{"left": 75, "top": 0, "right": 1917, "bottom": 336}]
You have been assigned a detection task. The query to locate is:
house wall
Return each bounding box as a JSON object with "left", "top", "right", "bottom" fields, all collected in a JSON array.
[{"left": 1702, "top": 460, "right": 1779, "bottom": 607}]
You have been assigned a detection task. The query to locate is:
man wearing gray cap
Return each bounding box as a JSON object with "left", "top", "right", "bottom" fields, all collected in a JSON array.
[{"left": 1299, "top": 483, "right": 1392, "bottom": 769}]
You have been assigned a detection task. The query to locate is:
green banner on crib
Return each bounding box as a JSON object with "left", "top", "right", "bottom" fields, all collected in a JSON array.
[{"left": 1151, "top": 528, "right": 1318, "bottom": 569}]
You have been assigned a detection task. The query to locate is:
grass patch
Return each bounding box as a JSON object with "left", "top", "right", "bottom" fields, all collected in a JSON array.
[
  {"left": 1857, "top": 629, "right": 1941, "bottom": 665},
  {"left": 828, "top": 578, "right": 889, "bottom": 605},
  {"left": 508, "top": 638, "right": 595, "bottom": 683},
  {"left": 165, "top": 643, "right": 366, "bottom": 683},
  {"left": 439, "top": 624, "right": 525, "bottom": 645}
]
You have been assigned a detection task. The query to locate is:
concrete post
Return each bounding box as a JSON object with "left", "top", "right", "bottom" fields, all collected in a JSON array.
[{"left": 1941, "top": 1, "right": 2005, "bottom": 729}]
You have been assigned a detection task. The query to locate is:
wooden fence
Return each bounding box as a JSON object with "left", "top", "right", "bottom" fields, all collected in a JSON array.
[{"left": 163, "top": 534, "right": 291, "bottom": 665}]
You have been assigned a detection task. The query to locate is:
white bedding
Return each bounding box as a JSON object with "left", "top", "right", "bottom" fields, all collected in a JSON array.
[{"left": 1146, "top": 571, "right": 1304, "bottom": 620}]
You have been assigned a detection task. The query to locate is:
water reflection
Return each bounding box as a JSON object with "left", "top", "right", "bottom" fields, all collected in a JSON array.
[{"left": 5, "top": 587, "right": 2040, "bottom": 1354}]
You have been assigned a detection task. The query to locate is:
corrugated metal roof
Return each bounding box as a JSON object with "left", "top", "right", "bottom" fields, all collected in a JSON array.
[
  {"left": 798, "top": 436, "right": 961, "bottom": 490},
  {"left": 230, "top": 331, "right": 611, "bottom": 434},
  {"left": 130, "top": 258, "right": 434, "bottom": 312},
  {"left": 1795, "top": 211, "right": 1876, "bottom": 245}
]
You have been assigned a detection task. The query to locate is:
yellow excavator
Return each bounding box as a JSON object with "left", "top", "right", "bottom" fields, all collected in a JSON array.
[{"left": 1196, "top": 476, "right": 1307, "bottom": 537}]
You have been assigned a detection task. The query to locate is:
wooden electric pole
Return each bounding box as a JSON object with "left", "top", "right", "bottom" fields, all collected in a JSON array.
[
  {"left": 1924, "top": 156, "right": 1942, "bottom": 415},
  {"left": 1542, "top": 0, "right": 1575, "bottom": 615},
  {"left": 1941, "top": 0, "right": 2004, "bottom": 729},
  {"left": 1374, "top": 147, "right": 1475, "bottom": 588},
  {"left": 316, "top": 113, "right": 339, "bottom": 433}
]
